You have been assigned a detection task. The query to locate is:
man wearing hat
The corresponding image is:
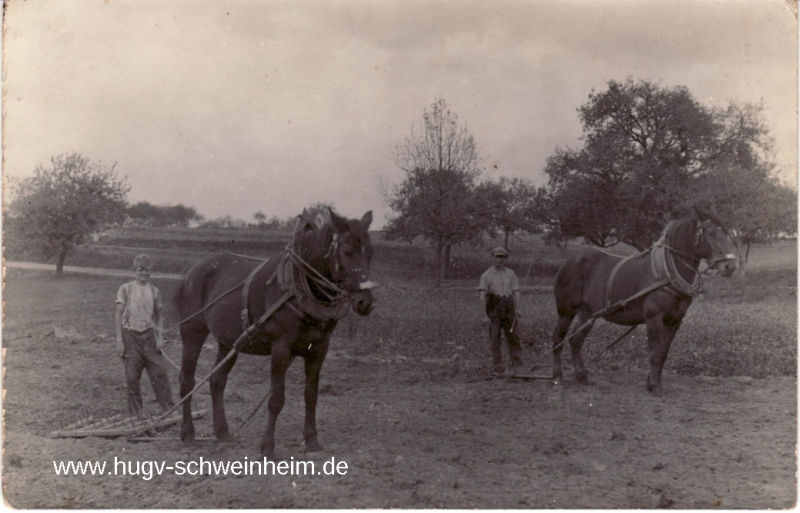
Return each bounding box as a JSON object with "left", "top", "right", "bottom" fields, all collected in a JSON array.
[{"left": 478, "top": 246, "right": 524, "bottom": 375}]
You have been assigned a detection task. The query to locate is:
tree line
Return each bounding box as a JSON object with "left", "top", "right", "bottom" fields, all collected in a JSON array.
[
  {"left": 384, "top": 83, "right": 796, "bottom": 283},
  {"left": 5, "top": 79, "right": 796, "bottom": 278}
]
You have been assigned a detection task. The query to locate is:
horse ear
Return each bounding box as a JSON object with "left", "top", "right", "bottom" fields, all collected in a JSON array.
[
  {"left": 294, "top": 209, "right": 316, "bottom": 235},
  {"left": 330, "top": 209, "right": 349, "bottom": 233},
  {"left": 361, "top": 211, "right": 373, "bottom": 230}
]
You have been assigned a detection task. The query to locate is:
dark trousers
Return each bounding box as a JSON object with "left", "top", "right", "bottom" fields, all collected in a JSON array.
[
  {"left": 486, "top": 294, "right": 524, "bottom": 369},
  {"left": 122, "top": 328, "right": 175, "bottom": 416}
]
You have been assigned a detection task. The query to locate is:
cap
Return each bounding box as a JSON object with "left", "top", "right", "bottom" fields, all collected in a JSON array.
[{"left": 491, "top": 246, "right": 509, "bottom": 257}]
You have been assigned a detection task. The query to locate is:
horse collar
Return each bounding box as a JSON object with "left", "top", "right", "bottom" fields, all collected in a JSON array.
[
  {"left": 241, "top": 259, "right": 273, "bottom": 331},
  {"left": 324, "top": 232, "right": 340, "bottom": 274}
]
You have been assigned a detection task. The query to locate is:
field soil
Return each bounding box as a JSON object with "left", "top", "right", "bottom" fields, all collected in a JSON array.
[{"left": 2, "top": 269, "right": 797, "bottom": 509}]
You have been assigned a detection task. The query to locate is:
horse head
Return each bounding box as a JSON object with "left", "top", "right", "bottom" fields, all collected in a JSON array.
[
  {"left": 693, "top": 206, "right": 738, "bottom": 277},
  {"left": 324, "top": 210, "right": 376, "bottom": 316}
]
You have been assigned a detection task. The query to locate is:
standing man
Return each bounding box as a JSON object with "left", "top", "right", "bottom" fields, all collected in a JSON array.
[
  {"left": 478, "top": 247, "right": 524, "bottom": 376},
  {"left": 115, "top": 254, "right": 176, "bottom": 416}
]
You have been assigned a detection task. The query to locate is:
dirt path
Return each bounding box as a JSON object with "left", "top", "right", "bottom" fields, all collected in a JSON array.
[
  {"left": 4, "top": 261, "right": 185, "bottom": 280},
  {"left": 2, "top": 351, "right": 796, "bottom": 509}
]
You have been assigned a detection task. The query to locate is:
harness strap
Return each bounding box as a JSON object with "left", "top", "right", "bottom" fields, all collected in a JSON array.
[
  {"left": 552, "top": 278, "right": 670, "bottom": 354},
  {"left": 605, "top": 253, "right": 638, "bottom": 308},
  {"left": 241, "top": 259, "right": 273, "bottom": 331}
]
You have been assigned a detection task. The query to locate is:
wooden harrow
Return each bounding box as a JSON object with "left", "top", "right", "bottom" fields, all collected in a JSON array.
[{"left": 50, "top": 409, "right": 206, "bottom": 439}]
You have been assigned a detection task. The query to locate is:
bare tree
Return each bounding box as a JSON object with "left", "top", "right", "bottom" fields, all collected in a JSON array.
[{"left": 385, "top": 98, "right": 488, "bottom": 285}]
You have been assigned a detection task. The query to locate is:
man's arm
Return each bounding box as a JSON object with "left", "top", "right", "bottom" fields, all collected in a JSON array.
[
  {"left": 154, "top": 305, "right": 164, "bottom": 350},
  {"left": 115, "top": 304, "right": 125, "bottom": 358},
  {"left": 153, "top": 287, "right": 164, "bottom": 350},
  {"left": 511, "top": 272, "right": 521, "bottom": 311}
]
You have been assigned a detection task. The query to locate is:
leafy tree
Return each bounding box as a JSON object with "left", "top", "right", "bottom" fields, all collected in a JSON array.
[
  {"left": 265, "top": 215, "right": 295, "bottom": 230},
  {"left": 476, "top": 176, "right": 539, "bottom": 247},
  {"left": 7, "top": 153, "right": 129, "bottom": 276},
  {"left": 127, "top": 201, "right": 201, "bottom": 227},
  {"left": 691, "top": 101, "right": 797, "bottom": 272},
  {"left": 199, "top": 215, "right": 247, "bottom": 229},
  {"left": 691, "top": 163, "right": 797, "bottom": 273},
  {"left": 535, "top": 147, "right": 632, "bottom": 248},
  {"left": 384, "top": 98, "right": 487, "bottom": 285},
  {"left": 126, "top": 201, "right": 159, "bottom": 225},
  {"left": 537, "top": 78, "right": 785, "bottom": 253},
  {"left": 253, "top": 211, "right": 267, "bottom": 227}
]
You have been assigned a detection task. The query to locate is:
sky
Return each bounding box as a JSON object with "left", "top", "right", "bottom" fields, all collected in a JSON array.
[{"left": 4, "top": 0, "right": 797, "bottom": 229}]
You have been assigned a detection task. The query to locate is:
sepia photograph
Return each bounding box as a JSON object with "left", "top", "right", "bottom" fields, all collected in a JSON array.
[{"left": 2, "top": 0, "right": 797, "bottom": 508}]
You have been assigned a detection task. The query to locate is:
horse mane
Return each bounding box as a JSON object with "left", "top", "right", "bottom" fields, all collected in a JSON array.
[
  {"left": 702, "top": 210, "right": 731, "bottom": 235},
  {"left": 661, "top": 216, "right": 698, "bottom": 257},
  {"left": 294, "top": 221, "right": 331, "bottom": 265}
]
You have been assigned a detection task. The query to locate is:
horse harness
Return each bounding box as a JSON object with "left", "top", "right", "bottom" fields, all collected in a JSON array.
[
  {"left": 239, "top": 238, "right": 351, "bottom": 334},
  {"left": 555, "top": 221, "right": 722, "bottom": 355},
  {"left": 604, "top": 218, "right": 730, "bottom": 310}
]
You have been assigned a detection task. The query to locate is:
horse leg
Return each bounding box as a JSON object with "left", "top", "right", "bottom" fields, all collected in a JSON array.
[
  {"left": 302, "top": 345, "right": 328, "bottom": 453},
  {"left": 645, "top": 314, "right": 683, "bottom": 396},
  {"left": 569, "top": 307, "right": 595, "bottom": 384},
  {"left": 209, "top": 344, "right": 239, "bottom": 441},
  {"left": 179, "top": 326, "right": 207, "bottom": 445},
  {"left": 260, "top": 341, "right": 293, "bottom": 459},
  {"left": 551, "top": 314, "right": 574, "bottom": 384}
]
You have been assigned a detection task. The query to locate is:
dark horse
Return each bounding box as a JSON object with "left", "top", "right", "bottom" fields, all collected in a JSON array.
[
  {"left": 176, "top": 210, "right": 375, "bottom": 458},
  {"left": 551, "top": 207, "right": 738, "bottom": 395}
]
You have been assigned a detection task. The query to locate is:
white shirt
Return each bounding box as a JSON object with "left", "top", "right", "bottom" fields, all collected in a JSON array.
[{"left": 116, "top": 281, "right": 162, "bottom": 332}]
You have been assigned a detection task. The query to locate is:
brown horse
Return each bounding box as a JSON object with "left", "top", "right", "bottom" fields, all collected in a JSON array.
[
  {"left": 551, "top": 207, "right": 737, "bottom": 395},
  {"left": 176, "top": 210, "right": 374, "bottom": 458}
]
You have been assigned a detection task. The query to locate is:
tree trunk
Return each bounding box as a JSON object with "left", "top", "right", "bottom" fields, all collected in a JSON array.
[
  {"left": 440, "top": 243, "right": 452, "bottom": 281},
  {"left": 740, "top": 241, "right": 751, "bottom": 281},
  {"left": 56, "top": 246, "right": 69, "bottom": 278},
  {"left": 434, "top": 238, "right": 444, "bottom": 288},
  {"left": 733, "top": 239, "right": 747, "bottom": 294},
  {"left": 504, "top": 230, "right": 510, "bottom": 248}
]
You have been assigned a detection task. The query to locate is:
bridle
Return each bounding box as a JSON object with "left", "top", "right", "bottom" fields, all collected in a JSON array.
[
  {"left": 289, "top": 225, "right": 377, "bottom": 303},
  {"left": 691, "top": 219, "right": 737, "bottom": 274},
  {"left": 656, "top": 218, "right": 736, "bottom": 296}
]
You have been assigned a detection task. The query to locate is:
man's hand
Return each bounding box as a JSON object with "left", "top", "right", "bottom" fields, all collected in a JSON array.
[
  {"left": 116, "top": 338, "right": 125, "bottom": 358},
  {"left": 156, "top": 336, "right": 165, "bottom": 352}
]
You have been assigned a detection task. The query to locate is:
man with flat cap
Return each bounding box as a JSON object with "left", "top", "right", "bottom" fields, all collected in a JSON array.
[{"left": 478, "top": 246, "right": 524, "bottom": 376}]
